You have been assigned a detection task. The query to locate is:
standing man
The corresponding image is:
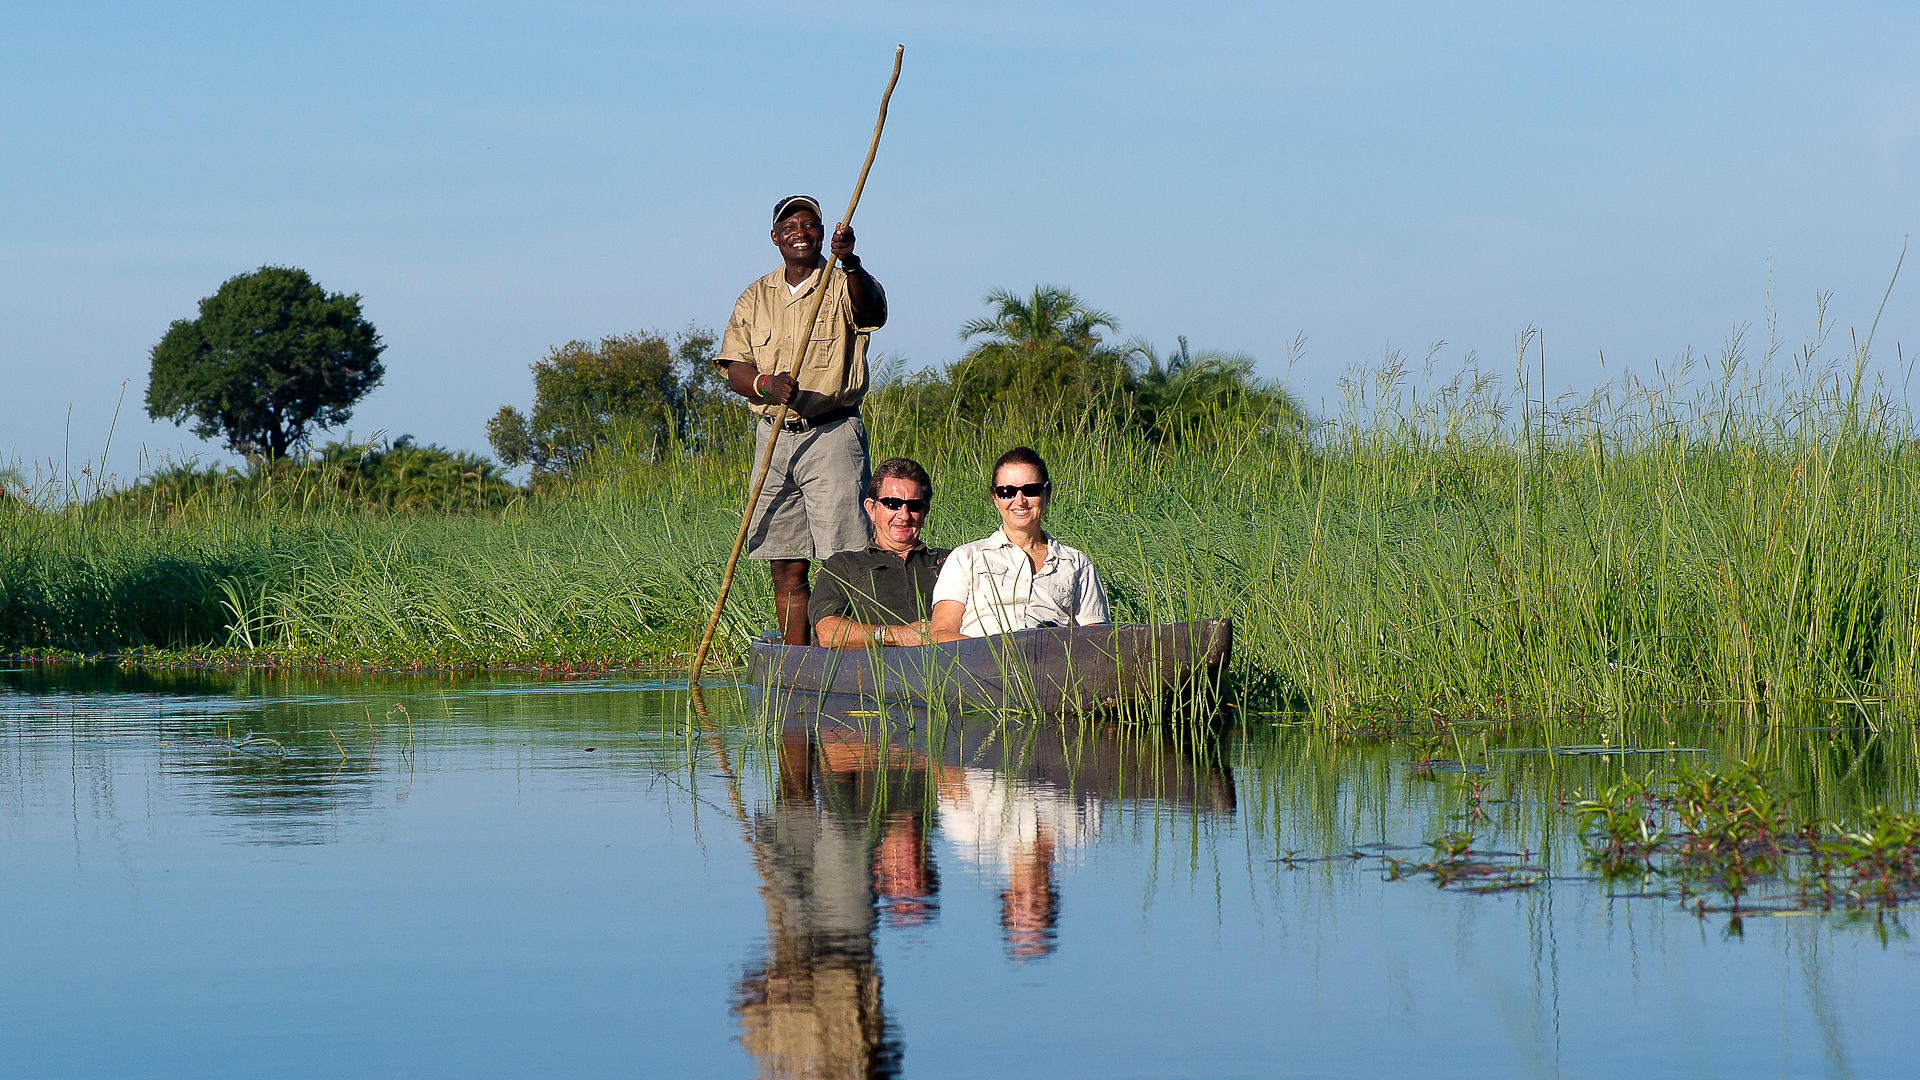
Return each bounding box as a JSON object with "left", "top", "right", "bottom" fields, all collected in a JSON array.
[
  {"left": 716, "top": 194, "right": 888, "bottom": 645},
  {"left": 809, "top": 457, "right": 948, "bottom": 648}
]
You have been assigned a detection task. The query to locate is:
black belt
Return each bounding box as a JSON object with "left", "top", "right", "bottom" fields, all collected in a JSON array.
[{"left": 761, "top": 404, "right": 860, "bottom": 434}]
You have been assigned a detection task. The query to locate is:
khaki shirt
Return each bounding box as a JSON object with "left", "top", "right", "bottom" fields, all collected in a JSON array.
[{"left": 715, "top": 264, "right": 885, "bottom": 420}]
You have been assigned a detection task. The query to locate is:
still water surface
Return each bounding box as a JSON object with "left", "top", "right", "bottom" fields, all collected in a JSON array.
[{"left": 3, "top": 665, "right": 1917, "bottom": 1078}]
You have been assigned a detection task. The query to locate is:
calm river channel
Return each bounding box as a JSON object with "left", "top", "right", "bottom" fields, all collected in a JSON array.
[{"left": 4, "top": 664, "right": 1917, "bottom": 1078}]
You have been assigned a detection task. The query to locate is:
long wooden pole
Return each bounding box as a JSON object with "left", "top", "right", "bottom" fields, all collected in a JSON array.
[{"left": 690, "top": 45, "right": 904, "bottom": 685}]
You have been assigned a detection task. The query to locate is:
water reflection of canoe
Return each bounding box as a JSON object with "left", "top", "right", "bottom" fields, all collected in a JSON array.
[{"left": 748, "top": 617, "right": 1233, "bottom": 717}]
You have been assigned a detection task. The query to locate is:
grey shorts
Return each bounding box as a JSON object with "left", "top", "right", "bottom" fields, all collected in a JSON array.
[{"left": 745, "top": 415, "right": 871, "bottom": 561}]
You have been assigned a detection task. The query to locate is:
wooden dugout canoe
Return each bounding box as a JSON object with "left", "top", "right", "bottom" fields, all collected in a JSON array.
[{"left": 748, "top": 618, "right": 1233, "bottom": 718}]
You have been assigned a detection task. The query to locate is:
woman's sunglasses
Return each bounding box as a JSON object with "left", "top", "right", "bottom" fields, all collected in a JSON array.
[
  {"left": 872, "top": 496, "right": 929, "bottom": 513},
  {"left": 990, "top": 482, "right": 1051, "bottom": 499}
]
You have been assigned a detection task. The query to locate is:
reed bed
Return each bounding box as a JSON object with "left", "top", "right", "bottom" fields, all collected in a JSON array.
[
  {"left": 4, "top": 325, "right": 1916, "bottom": 722},
  {"left": 2, "top": 483, "right": 764, "bottom": 668}
]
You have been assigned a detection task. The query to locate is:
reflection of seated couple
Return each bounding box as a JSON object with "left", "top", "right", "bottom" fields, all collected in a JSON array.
[
  {"left": 732, "top": 726, "right": 1092, "bottom": 1076},
  {"left": 809, "top": 448, "right": 1111, "bottom": 649},
  {"left": 939, "top": 761, "right": 1097, "bottom": 960}
]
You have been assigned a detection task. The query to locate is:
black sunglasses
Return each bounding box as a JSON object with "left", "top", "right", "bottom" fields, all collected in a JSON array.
[
  {"left": 872, "top": 496, "right": 929, "bottom": 513},
  {"left": 990, "top": 482, "right": 1051, "bottom": 499}
]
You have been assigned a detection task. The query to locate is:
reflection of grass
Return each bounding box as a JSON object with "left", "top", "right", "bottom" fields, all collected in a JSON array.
[
  {"left": 1239, "top": 702, "right": 1920, "bottom": 921},
  {"left": 1323, "top": 707, "right": 1920, "bottom": 930},
  {"left": 1555, "top": 763, "right": 1920, "bottom": 919},
  {"left": 1383, "top": 831, "right": 1546, "bottom": 892}
]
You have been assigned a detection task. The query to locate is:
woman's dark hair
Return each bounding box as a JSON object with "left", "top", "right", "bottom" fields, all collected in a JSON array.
[
  {"left": 867, "top": 456, "right": 932, "bottom": 502},
  {"left": 990, "top": 446, "right": 1050, "bottom": 488}
]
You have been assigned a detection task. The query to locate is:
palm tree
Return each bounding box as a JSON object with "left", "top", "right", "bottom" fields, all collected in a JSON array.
[
  {"left": 950, "top": 287, "right": 1129, "bottom": 421},
  {"left": 958, "top": 286, "right": 1119, "bottom": 358}
]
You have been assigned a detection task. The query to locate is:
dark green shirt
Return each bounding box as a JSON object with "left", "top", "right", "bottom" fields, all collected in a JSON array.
[{"left": 808, "top": 543, "right": 951, "bottom": 630}]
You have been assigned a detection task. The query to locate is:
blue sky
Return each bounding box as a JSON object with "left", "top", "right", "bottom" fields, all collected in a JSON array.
[{"left": 4, "top": 1, "right": 1915, "bottom": 484}]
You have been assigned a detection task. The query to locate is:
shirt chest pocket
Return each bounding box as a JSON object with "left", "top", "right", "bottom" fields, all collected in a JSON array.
[
  {"left": 750, "top": 328, "right": 778, "bottom": 369},
  {"left": 807, "top": 300, "right": 841, "bottom": 368},
  {"left": 979, "top": 563, "right": 1024, "bottom": 606},
  {"left": 1024, "top": 569, "right": 1073, "bottom": 625}
]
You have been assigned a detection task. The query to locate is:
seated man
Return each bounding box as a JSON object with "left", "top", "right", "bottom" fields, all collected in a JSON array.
[{"left": 808, "top": 457, "right": 948, "bottom": 648}]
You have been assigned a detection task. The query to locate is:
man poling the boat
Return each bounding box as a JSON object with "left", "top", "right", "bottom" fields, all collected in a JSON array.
[
  {"left": 809, "top": 456, "right": 949, "bottom": 648},
  {"left": 688, "top": 45, "right": 902, "bottom": 684},
  {"left": 928, "top": 446, "right": 1111, "bottom": 641},
  {"left": 711, "top": 193, "right": 889, "bottom": 647}
]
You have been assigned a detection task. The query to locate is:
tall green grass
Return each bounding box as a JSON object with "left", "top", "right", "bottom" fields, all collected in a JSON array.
[
  {"left": 1, "top": 480, "right": 761, "bottom": 667},
  {"left": 4, "top": 321, "right": 1916, "bottom": 721}
]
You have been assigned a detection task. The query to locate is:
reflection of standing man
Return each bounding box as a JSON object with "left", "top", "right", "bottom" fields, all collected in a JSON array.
[
  {"left": 732, "top": 726, "right": 936, "bottom": 1078},
  {"left": 715, "top": 194, "right": 889, "bottom": 646},
  {"left": 733, "top": 730, "right": 892, "bottom": 1078}
]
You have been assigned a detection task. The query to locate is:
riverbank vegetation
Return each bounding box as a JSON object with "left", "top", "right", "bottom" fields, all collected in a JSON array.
[{"left": 5, "top": 297, "right": 1915, "bottom": 723}]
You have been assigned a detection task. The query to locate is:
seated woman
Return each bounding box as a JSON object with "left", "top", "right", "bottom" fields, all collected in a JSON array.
[{"left": 927, "top": 446, "right": 1109, "bottom": 641}]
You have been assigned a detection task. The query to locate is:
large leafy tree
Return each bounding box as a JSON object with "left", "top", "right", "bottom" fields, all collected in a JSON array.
[
  {"left": 145, "top": 266, "right": 386, "bottom": 460},
  {"left": 487, "top": 328, "right": 722, "bottom": 476},
  {"left": 950, "top": 286, "right": 1131, "bottom": 420}
]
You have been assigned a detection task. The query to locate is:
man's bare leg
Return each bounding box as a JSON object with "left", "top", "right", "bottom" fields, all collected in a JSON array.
[{"left": 771, "top": 559, "right": 811, "bottom": 646}]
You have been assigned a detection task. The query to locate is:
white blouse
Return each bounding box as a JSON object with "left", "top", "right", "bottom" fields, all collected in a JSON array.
[{"left": 930, "top": 529, "right": 1110, "bottom": 638}]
